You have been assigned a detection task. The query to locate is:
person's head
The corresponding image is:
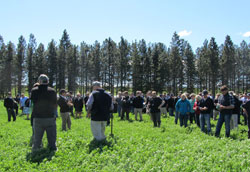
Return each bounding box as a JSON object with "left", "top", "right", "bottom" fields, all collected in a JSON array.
[
  {"left": 92, "top": 81, "right": 101, "bottom": 91},
  {"left": 152, "top": 91, "right": 157, "bottom": 98},
  {"left": 77, "top": 92, "right": 81, "bottom": 97},
  {"left": 147, "top": 91, "right": 152, "bottom": 97},
  {"left": 202, "top": 90, "right": 209, "bottom": 98},
  {"left": 220, "top": 85, "right": 228, "bottom": 95},
  {"left": 7, "top": 92, "right": 12, "bottom": 97},
  {"left": 136, "top": 91, "right": 141, "bottom": 97},
  {"left": 86, "top": 92, "right": 90, "bottom": 96},
  {"left": 118, "top": 91, "right": 122, "bottom": 97},
  {"left": 196, "top": 95, "right": 202, "bottom": 102},
  {"left": 181, "top": 94, "right": 187, "bottom": 100},
  {"left": 170, "top": 93, "right": 174, "bottom": 97},
  {"left": 38, "top": 74, "right": 49, "bottom": 85},
  {"left": 21, "top": 93, "right": 24, "bottom": 98},
  {"left": 60, "top": 89, "right": 67, "bottom": 96},
  {"left": 130, "top": 93, "right": 134, "bottom": 97},
  {"left": 124, "top": 91, "right": 128, "bottom": 97},
  {"left": 190, "top": 93, "right": 196, "bottom": 100}
]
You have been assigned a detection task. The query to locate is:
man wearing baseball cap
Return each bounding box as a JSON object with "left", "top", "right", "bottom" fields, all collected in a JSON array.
[
  {"left": 86, "top": 81, "right": 113, "bottom": 141},
  {"left": 215, "top": 85, "right": 235, "bottom": 138},
  {"left": 199, "top": 90, "right": 214, "bottom": 134}
]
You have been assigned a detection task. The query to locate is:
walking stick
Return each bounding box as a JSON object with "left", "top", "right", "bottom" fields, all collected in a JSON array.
[{"left": 110, "top": 113, "right": 114, "bottom": 137}]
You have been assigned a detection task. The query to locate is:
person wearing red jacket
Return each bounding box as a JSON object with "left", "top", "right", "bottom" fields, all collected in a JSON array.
[{"left": 193, "top": 95, "right": 202, "bottom": 127}]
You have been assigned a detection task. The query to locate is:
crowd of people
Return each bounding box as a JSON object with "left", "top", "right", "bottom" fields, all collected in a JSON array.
[{"left": 3, "top": 74, "right": 250, "bottom": 152}]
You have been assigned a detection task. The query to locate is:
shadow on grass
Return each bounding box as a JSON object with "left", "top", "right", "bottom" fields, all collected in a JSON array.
[
  {"left": 88, "top": 137, "right": 115, "bottom": 154},
  {"left": 26, "top": 148, "right": 56, "bottom": 164}
]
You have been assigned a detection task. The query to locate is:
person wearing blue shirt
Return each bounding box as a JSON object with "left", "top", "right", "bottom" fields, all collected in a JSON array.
[{"left": 175, "top": 94, "right": 192, "bottom": 128}]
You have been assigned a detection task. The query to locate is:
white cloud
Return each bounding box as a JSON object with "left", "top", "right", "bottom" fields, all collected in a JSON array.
[
  {"left": 178, "top": 30, "right": 192, "bottom": 37},
  {"left": 243, "top": 31, "right": 250, "bottom": 37}
]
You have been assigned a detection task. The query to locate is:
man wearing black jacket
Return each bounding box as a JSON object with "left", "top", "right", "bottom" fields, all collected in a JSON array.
[
  {"left": 87, "top": 81, "right": 113, "bottom": 141},
  {"left": 133, "top": 91, "right": 144, "bottom": 121},
  {"left": 199, "top": 90, "right": 214, "bottom": 134},
  {"left": 4, "top": 92, "right": 16, "bottom": 122},
  {"left": 31, "top": 74, "right": 57, "bottom": 151},
  {"left": 57, "top": 89, "right": 73, "bottom": 131},
  {"left": 121, "top": 91, "right": 131, "bottom": 120}
]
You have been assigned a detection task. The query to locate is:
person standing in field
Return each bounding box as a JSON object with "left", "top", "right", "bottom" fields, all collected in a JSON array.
[
  {"left": 215, "top": 85, "right": 235, "bottom": 138},
  {"left": 58, "top": 89, "right": 73, "bottom": 131},
  {"left": 73, "top": 93, "right": 84, "bottom": 119},
  {"left": 189, "top": 93, "right": 196, "bottom": 124},
  {"left": 20, "top": 93, "right": 28, "bottom": 115},
  {"left": 193, "top": 95, "right": 201, "bottom": 127},
  {"left": 121, "top": 91, "right": 131, "bottom": 120},
  {"left": 160, "top": 94, "right": 167, "bottom": 117},
  {"left": 213, "top": 93, "right": 221, "bottom": 120},
  {"left": 84, "top": 92, "right": 90, "bottom": 117},
  {"left": 14, "top": 94, "right": 20, "bottom": 116},
  {"left": 242, "top": 93, "right": 250, "bottom": 139},
  {"left": 87, "top": 81, "right": 113, "bottom": 141},
  {"left": 175, "top": 94, "right": 191, "bottom": 128},
  {"left": 229, "top": 91, "right": 241, "bottom": 130},
  {"left": 31, "top": 74, "right": 57, "bottom": 151},
  {"left": 4, "top": 92, "right": 16, "bottom": 122},
  {"left": 167, "top": 94, "right": 175, "bottom": 117},
  {"left": 148, "top": 91, "right": 164, "bottom": 127},
  {"left": 133, "top": 91, "right": 144, "bottom": 121},
  {"left": 199, "top": 90, "right": 214, "bottom": 134},
  {"left": 115, "top": 92, "right": 123, "bottom": 117}
]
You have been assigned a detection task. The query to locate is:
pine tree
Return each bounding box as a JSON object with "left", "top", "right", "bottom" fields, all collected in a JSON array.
[
  {"left": 169, "top": 32, "right": 183, "bottom": 95},
  {"left": 58, "top": 30, "right": 71, "bottom": 90},
  {"left": 0, "top": 35, "right": 5, "bottom": 97},
  {"left": 221, "top": 35, "right": 235, "bottom": 89},
  {"left": 16, "top": 35, "right": 26, "bottom": 94},
  {"left": 47, "top": 40, "right": 57, "bottom": 88},
  {"left": 131, "top": 41, "right": 141, "bottom": 93},
  {"left": 118, "top": 37, "right": 130, "bottom": 91},
  {"left": 184, "top": 43, "right": 196, "bottom": 93},
  {"left": 208, "top": 37, "right": 220, "bottom": 97},
  {"left": 27, "top": 34, "right": 37, "bottom": 92},
  {"left": 4, "top": 42, "right": 15, "bottom": 92}
]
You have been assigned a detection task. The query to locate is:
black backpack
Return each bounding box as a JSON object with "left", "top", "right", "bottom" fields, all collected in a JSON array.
[{"left": 25, "top": 98, "right": 31, "bottom": 107}]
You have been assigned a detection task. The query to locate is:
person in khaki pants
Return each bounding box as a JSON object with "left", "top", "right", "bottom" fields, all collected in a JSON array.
[
  {"left": 133, "top": 91, "right": 144, "bottom": 121},
  {"left": 57, "top": 89, "right": 73, "bottom": 131}
]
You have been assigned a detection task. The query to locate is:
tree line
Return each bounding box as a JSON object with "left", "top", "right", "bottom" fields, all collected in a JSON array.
[{"left": 0, "top": 30, "right": 249, "bottom": 98}]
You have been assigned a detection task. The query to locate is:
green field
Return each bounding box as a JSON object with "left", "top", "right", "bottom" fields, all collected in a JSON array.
[{"left": 1, "top": 100, "right": 250, "bottom": 171}]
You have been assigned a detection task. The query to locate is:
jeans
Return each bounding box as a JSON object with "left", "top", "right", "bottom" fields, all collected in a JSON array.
[
  {"left": 215, "top": 113, "right": 232, "bottom": 137},
  {"left": 169, "top": 108, "right": 174, "bottom": 116},
  {"left": 151, "top": 112, "right": 161, "bottom": 127},
  {"left": 175, "top": 111, "right": 179, "bottom": 124},
  {"left": 117, "top": 105, "right": 122, "bottom": 117},
  {"left": 200, "top": 113, "right": 211, "bottom": 133},
  {"left": 189, "top": 112, "right": 195, "bottom": 124},
  {"left": 7, "top": 108, "right": 16, "bottom": 122},
  {"left": 195, "top": 113, "right": 200, "bottom": 127},
  {"left": 32, "top": 118, "right": 57, "bottom": 151},
  {"left": 179, "top": 114, "right": 188, "bottom": 127}
]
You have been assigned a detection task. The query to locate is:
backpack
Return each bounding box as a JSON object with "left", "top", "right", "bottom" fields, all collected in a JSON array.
[{"left": 25, "top": 98, "right": 30, "bottom": 107}]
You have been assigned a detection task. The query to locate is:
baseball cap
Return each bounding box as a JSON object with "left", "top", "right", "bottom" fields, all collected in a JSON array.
[
  {"left": 202, "top": 90, "right": 208, "bottom": 95},
  {"left": 92, "top": 81, "right": 101, "bottom": 87},
  {"left": 38, "top": 74, "right": 49, "bottom": 84}
]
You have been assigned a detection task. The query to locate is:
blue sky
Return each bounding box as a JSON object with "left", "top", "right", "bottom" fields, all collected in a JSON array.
[{"left": 1, "top": 0, "right": 249, "bottom": 50}]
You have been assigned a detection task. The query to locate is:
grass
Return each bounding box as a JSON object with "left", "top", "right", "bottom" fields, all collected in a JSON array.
[{"left": 0, "top": 100, "right": 250, "bottom": 171}]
